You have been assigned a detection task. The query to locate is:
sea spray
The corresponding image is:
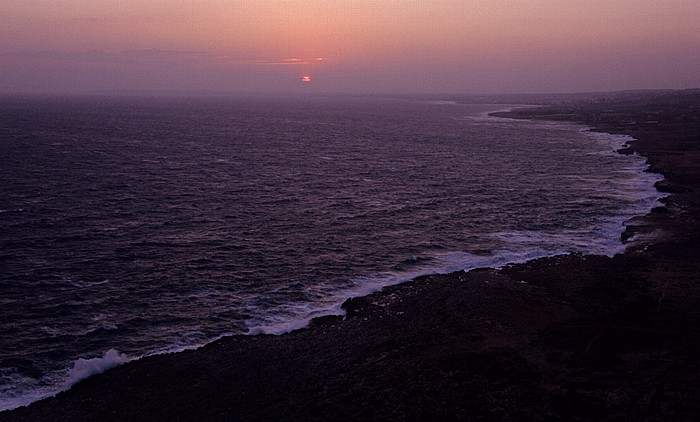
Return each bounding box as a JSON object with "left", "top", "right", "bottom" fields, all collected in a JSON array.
[{"left": 63, "top": 349, "right": 130, "bottom": 388}]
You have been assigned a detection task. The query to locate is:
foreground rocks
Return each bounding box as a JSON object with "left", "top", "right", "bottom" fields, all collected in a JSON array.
[{"left": 4, "top": 90, "right": 700, "bottom": 421}]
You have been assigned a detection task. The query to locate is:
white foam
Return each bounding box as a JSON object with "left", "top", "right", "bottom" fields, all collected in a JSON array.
[
  {"left": 40, "top": 326, "right": 63, "bottom": 337},
  {"left": 63, "top": 349, "right": 130, "bottom": 388},
  {"left": 1, "top": 108, "right": 668, "bottom": 413},
  {"left": 137, "top": 331, "right": 236, "bottom": 358},
  {"left": 242, "top": 203, "right": 655, "bottom": 337},
  {"left": 247, "top": 309, "right": 341, "bottom": 335},
  {"left": 242, "top": 247, "right": 574, "bottom": 336},
  {"left": 243, "top": 117, "right": 667, "bottom": 338},
  {"left": 91, "top": 312, "right": 113, "bottom": 321},
  {"left": 0, "top": 369, "right": 56, "bottom": 412},
  {"left": 0, "top": 349, "right": 131, "bottom": 412},
  {"left": 581, "top": 130, "right": 666, "bottom": 212},
  {"left": 69, "top": 279, "right": 110, "bottom": 289}
]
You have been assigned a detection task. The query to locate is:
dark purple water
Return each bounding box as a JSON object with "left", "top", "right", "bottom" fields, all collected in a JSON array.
[{"left": 0, "top": 95, "right": 662, "bottom": 409}]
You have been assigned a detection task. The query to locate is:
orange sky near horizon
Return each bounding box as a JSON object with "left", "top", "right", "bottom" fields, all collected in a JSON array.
[{"left": 1, "top": 0, "right": 699, "bottom": 93}]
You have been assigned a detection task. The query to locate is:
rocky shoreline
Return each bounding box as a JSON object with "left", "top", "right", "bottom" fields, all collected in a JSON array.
[{"left": 4, "top": 90, "right": 700, "bottom": 421}]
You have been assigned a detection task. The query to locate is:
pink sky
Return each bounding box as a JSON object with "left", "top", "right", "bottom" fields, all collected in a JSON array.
[{"left": 1, "top": 0, "right": 699, "bottom": 94}]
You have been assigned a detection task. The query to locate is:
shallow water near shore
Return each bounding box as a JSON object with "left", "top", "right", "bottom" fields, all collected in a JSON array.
[{"left": 0, "top": 95, "right": 663, "bottom": 410}]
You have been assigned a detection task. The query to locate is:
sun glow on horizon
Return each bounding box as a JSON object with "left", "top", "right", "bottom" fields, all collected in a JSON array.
[{"left": 1, "top": 0, "right": 699, "bottom": 94}]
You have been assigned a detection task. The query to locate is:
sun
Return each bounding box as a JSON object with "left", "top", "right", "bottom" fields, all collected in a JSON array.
[{"left": 302, "top": 75, "right": 311, "bottom": 83}]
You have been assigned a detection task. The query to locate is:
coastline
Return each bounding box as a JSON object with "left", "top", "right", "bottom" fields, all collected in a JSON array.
[{"left": 4, "top": 90, "right": 700, "bottom": 420}]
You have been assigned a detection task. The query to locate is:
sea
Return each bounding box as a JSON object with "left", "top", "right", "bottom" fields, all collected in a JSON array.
[{"left": 0, "top": 95, "right": 664, "bottom": 410}]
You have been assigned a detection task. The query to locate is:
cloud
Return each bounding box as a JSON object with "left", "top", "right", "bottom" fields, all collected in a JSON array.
[
  {"left": 0, "top": 49, "right": 331, "bottom": 94},
  {"left": 0, "top": 49, "right": 210, "bottom": 64},
  {"left": 214, "top": 56, "right": 329, "bottom": 66},
  {"left": 0, "top": 49, "right": 332, "bottom": 69}
]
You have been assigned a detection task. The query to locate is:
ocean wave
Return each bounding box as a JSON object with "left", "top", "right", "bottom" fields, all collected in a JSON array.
[
  {"left": 0, "top": 349, "right": 130, "bottom": 412},
  {"left": 63, "top": 349, "right": 130, "bottom": 388},
  {"left": 242, "top": 246, "right": 587, "bottom": 336},
  {"left": 0, "top": 99, "right": 668, "bottom": 412},
  {"left": 241, "top": 120, "right": 665, "bottom": 338}
]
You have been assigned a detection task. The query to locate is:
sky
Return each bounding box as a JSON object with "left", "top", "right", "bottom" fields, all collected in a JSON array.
[{"left": 1, "top": 0, "right": 699, "bottom": 95}]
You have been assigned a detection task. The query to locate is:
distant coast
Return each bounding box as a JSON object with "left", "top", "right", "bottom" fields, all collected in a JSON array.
[{"left": 4, "top": 90, "right": 700, "bottom": 421}]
